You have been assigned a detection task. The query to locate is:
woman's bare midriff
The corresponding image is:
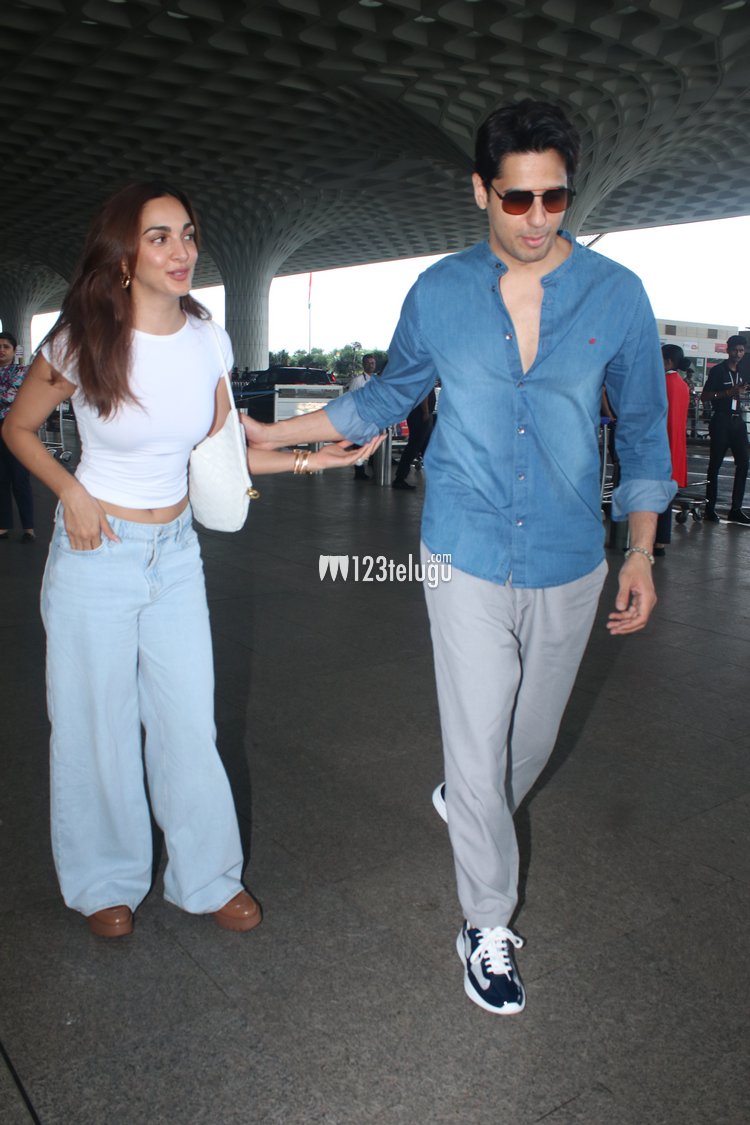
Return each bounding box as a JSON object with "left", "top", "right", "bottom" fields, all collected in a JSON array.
[{"left": 100, "top": 495, "right": 189, "bottom": 524}]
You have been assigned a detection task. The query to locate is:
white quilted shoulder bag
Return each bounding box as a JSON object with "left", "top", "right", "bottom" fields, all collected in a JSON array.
[{"left": 189, "top": 323, "right": 258, "bottom": 531}]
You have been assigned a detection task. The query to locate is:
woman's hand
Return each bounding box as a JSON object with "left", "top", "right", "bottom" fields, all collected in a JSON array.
[
  {"left": 60, "top": 484, "right": 120, "bottom": 550},
  {"left": 309, "top": 434, "right": 385, "bottom": 471},
  {"left": 245, "top": 433, "right": 385, "bottom": 475}
]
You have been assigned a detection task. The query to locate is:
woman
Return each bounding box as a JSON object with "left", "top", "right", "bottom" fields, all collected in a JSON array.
[
  {"left": 654, "top": 343, "right": 689, "bottom": 556},
  {"left": 0, "top": 331, "right": 35, "bottom": 541},
  {"left": 4, "top": 182, "right": 379, "bottom": 938}
]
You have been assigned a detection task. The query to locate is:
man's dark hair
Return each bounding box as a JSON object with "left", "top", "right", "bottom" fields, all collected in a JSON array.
[
  {"left": 362, "top": 353, "right": 376, "bottom": 364},
  {"left": 474, "top": 99, "right": 580, "bottom": 186},
  {"left": 727, "top": 335, "right": 747, "bottom": 350},
  {"left": 661, "top": 343, "right": 685, "bottom": 368},
  {"left": 0, "top": 331, "right": 18, "bottom": 349}
]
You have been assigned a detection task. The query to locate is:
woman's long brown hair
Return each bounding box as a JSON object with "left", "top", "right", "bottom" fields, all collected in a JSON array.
[{"left": 44, "top": 182, "right": 209, "bottom": 418}]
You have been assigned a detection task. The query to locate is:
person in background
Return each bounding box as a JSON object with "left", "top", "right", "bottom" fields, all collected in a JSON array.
[
  {"left": 392, "top": 387, "right": 436, "bottom": 490},
  {"left": 0, "top": 332, "right": 35, "bottom": 542},
  {"left": 4, "top": 181, "right": 378, "bottom": 940},
  {"left": 701, "top": 335, "right": 749, "bottom": 524},
  {"left": 654, "top": 344, "right": 690, "bottom": 557},
  {"left": 348, "top": 353, "right": 379, "bottom": 479}
]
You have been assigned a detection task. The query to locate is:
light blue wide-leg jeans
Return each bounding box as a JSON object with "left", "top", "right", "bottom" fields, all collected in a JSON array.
[{"left": 41, "top": 505, "right": 245, "bottom": 917}]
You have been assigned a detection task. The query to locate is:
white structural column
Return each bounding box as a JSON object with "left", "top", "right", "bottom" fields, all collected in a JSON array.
[
  {"left": 0, "top": 263, "right": 67, "bottom": 359},
  {"left": 221, "top": 262, "right": 276, "bottom": 371},
  {"left": 199, "top": 188, "right": 344, "bottom": 370}
]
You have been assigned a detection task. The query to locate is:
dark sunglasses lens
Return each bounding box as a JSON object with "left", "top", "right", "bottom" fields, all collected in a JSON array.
[
  {"left": 542, "top": 188, "right": 571, "bottom": 213},
  {"left": 500, "top": 188, "right": 572, "bottom": 214},
  {"left": 501, "top": 191, "right": 534, "bottom": 215}
]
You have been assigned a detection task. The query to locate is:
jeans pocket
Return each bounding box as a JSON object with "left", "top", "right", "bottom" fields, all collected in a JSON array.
[{"left": 58, "top": 531, "right": 109, "bottom": 556}]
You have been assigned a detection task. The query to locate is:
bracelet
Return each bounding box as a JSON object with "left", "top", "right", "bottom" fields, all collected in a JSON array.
[
  {"left": 624, "top": 546, "right": 655, "bottom": 566},
  {"left": 292, "top": 448, "right": 313, "bottom": 475}
]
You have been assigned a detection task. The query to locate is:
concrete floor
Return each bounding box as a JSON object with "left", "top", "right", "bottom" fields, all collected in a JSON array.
[{"left": 1, "top": 447, "right": 749, "bottom": 1125}]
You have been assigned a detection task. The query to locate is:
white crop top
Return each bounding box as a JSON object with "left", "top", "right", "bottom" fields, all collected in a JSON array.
[{"left": 43, "top": 316, "right": 233, "bottom": 508}]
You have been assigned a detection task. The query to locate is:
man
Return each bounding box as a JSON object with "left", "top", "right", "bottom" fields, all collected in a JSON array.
[
  {"left": 392, "top": 388, "right": 436, "bottom": 490},
  {"left": 348, "top": 353, "right": 378, "bottom": 479},
  {"left": 700, "top": 335, "right": 749, "bottom": 524},
  {"left": 348, "top": 353, "right": 378, "bottom": 394},
  {"left": 243, "top": 100, "right": 673, "bottom": 1015}
]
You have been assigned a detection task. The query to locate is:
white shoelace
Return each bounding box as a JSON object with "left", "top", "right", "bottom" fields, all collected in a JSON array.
[{"left": 469, "top": 926, "right": 524, "bottom": 978}]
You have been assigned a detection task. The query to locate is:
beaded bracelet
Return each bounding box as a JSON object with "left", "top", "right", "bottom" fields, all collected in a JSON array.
[{"left": 624, "top": 545, "right": 655, "bottom": 566}]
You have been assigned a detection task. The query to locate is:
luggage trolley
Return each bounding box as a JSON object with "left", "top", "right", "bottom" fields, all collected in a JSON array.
[
  {"left": 599, "top": 415, "right": 616, "bottom": 508},
  {"left": 39, "top": 402, "right": 73, "bottom": 462},
  {"left": 600, "top": 416, "right": 630, "bottom": 549},
  {"left": 673, "top": 482, "right": 706, "bottom": 524}
]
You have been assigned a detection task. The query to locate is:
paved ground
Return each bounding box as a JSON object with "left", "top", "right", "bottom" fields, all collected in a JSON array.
[{"left": 1, "top": 444, "right": 748, "bottom": 1125}]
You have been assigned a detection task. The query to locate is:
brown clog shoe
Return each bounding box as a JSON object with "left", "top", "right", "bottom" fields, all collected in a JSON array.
[
  {"left": 213, "top": 890, "right": 262, "bottom": 932},
  {"left": 86, "top": 905, "right": 133, "bottom": 938}
]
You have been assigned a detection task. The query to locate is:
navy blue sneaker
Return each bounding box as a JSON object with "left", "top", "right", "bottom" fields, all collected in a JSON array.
[{"left": 456, "top": 922, "right": 526, "bottom": 1014}]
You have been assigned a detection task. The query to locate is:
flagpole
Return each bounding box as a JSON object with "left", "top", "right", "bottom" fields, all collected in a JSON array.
[{"left": 308, "top": 272, "right": 312, "bottom": 354}]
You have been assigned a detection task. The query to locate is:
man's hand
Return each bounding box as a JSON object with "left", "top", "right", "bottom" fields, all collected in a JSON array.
[
  {"left": 240, "top": 414, "right": 287, "bottom": 450},
  {"left": 240, "top": 407, "right": 343, "bottom": 449},
  {"left": 606, "top": 552, "right": 657, "bottom": 635}
]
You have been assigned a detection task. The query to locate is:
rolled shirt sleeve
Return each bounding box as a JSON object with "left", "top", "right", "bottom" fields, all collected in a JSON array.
[
  {"left": 604, "top": 287, "right": 676, "bottom": 520},
  {"left": 326, "top": 283, "right": 440, "bottom": 444}
]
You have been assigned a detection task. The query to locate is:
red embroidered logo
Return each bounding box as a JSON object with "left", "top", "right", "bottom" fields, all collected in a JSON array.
[{"left": 589, "top": 338, "right": 596, "bottom": 344}]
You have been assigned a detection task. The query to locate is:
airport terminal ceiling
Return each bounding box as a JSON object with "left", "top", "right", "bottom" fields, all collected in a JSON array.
[{"left": 2, "top": 0, "right": 750, "bottom": 322}]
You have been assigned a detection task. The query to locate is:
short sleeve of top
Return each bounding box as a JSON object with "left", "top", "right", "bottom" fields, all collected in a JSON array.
[{"left": 42, "top": 316, "right": 234, "bottom": 508}]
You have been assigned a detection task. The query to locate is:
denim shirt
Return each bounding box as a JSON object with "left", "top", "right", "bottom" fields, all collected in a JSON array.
[{"left": 326, "top": 235, "right": 675, "bottom": 587}]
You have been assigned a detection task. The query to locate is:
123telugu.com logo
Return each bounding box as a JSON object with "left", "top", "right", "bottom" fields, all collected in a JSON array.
[{"left": 318, "top": 554, "right": 451, "bottom": 588}]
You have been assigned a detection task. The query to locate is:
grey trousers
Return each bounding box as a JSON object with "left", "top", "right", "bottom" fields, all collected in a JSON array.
[{"left": 423, "top": 550, "right": 607, "bottom": 928}]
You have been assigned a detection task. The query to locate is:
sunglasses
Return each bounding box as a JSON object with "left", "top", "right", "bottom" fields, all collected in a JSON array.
[{"left": 489, "top": 184, "right": 575, "bottom": 215}]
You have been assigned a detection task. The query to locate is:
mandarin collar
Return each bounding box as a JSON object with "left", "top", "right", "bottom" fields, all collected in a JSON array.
[{"left": 483, "top": 229, "right": 576, "bottom": 286}]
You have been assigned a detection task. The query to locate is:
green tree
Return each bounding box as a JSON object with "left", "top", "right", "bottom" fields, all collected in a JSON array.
[
  {"left": 267, "top": 342, "right": 389, "bottom": 375},
  {"left": 289, "top": 347, "right": 332, "bottom": 368},
  {"left": 331, "top": 342, "right": 362, "bottom": 378},
  {"left": 331, "top": 343, "right": 389, "bottom": 377}
]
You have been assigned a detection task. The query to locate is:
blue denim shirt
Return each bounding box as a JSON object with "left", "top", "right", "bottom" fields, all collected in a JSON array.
[{"left": 326, "top": 235, "right": 675, "bottom": 587}]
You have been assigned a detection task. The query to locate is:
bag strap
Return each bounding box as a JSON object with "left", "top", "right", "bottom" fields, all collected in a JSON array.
[
  {"left": 207, "top": 320, "right": 237, "bottom": 415},
  {"left": 206, "top": 320, "right": 255, "bottom": 490}
]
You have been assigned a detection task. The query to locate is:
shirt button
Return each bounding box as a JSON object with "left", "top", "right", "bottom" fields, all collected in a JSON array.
[
  {"left": 517, "top": 426, "right": 525, "bottom": 434},
  {"left": 516, "top": 519, "right": 523, "bottom": 527},
  {"left": 517, "top": 473, "right": 525, "bottom": 480},
  {"left": 505, "top": 333, "right": 513, "bottom": 340}
]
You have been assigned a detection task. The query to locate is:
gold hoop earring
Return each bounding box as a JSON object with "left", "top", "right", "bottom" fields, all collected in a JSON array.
[{"left": 121, "top": 273, "right": 131, "bottom": 290}]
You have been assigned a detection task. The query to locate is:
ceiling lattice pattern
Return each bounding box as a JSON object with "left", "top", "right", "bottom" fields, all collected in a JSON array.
[{"left": 2, "top": 0, "right": 750, "bottom": 295}]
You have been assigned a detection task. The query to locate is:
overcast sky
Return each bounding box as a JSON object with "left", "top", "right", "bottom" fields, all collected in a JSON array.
[{"left": 29, "top": 215, "right": 750, "bottom": 355}]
